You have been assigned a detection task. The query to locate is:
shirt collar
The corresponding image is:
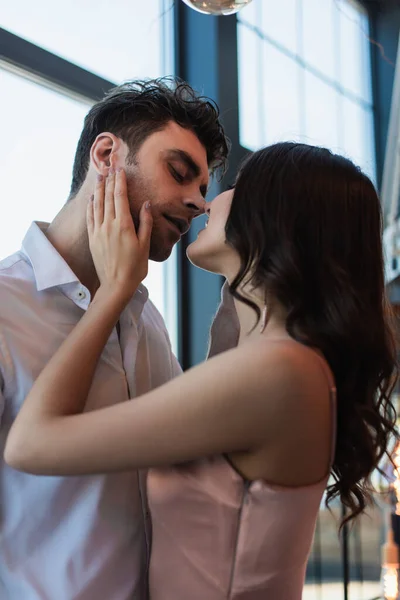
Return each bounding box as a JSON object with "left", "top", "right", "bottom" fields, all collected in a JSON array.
[
  {"left": 21, "top": 221, "right": 79, "bottom": 291},
  {"left": 20, "top": 221, "right": 149, "bottom": 317}
]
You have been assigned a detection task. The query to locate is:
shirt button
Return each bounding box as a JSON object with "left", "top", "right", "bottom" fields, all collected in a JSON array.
[{"left": 77, "top": 289, "right": 86, "bottom": 300}]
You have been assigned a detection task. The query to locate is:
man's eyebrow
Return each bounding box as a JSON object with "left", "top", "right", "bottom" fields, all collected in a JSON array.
[{"left": 167, "top": 149, "right": 201, "bottom": 175}]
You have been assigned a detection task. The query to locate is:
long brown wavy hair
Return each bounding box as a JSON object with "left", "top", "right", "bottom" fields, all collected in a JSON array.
[{"left": 226, "top": 142, "right": 399, "bottom": 526}]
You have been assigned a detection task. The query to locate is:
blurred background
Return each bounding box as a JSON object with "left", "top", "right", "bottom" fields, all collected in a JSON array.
[{"left": 1, "top": 1, "right": 399, "bottom": 598}]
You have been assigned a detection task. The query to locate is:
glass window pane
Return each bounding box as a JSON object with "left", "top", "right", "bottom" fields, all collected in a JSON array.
[
  {"left": 341, "top": 96, "right": 376, "bottom": 182},
  {"left": 237, "top": 0, "right": 377, "bottom": 186},
  {"left": 318, "top": 500, "right": 343, "bottom": 598},
  {"left": 338, "top": 0, "right": 372, "bottom": 102},
  {"left": 238, "top": 24, "right": 263, "bottom": 150},
  {"left": 237, "top": 0, "right": 258, "bottom": 26},
  {"left": 0, "top": 0, "right": 169, "bottom": 83},
  {"left": 347, "top": 504, "right": 383, "bottom": 600},
  {"left": 260, "top": 0, "right": 298, "bottom": 54},
  {"left": 304, "top": 71, "right": 340, "bottom": 151},
  {"left": 304, "top": 497, "right": 343, "bottom": 600},
  {"left": 302, "top": 0, "right": 337, "bottom": 82},
  {"left": 0, "top": 68, "right": 90, "bottom": 259},
  {"left": 0, "top": 68, "right": 176, "bottom": 344},
  {"left": 263, "top": 44, "right": 303, "bottom": 144}
]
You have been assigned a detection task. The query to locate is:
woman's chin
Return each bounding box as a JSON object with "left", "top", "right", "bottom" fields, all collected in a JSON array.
[
  {"left": 186, "top": 240, "right": 214, "bottom": 272},
  {"left": 186, "top": 241, "right": 204, "bottom": 267}
]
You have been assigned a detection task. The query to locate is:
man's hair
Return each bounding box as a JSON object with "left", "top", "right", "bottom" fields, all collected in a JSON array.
[{"left": 69, "top": 77, "right": 229, "bottom": 197}]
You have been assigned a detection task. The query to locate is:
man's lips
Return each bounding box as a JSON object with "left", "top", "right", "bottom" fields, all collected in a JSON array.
[{"left": 163, "top": 215, "right": 190, "bottom": 235}]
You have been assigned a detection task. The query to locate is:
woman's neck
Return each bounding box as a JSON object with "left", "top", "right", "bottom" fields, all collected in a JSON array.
[{"left": 232, "top": 286, "right": 289, "bottom": 346}]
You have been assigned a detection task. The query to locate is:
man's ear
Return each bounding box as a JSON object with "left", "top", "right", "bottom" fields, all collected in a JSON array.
[{"left": 90, "top": 132, "right": 121, "bottom": 176}]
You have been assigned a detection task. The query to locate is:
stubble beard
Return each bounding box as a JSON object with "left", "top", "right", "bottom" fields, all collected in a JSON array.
[{"left": 125, "top": 167, "right": 171, "bottom": 262}]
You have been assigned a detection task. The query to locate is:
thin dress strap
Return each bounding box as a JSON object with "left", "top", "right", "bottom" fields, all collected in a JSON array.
[{"left": 309, "top": 350, "right": 337, "bottom": 467}]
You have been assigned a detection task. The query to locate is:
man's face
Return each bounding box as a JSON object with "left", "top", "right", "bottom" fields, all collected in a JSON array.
[{"left": 123, "top": 122, "right": 209, "bottom": 261}]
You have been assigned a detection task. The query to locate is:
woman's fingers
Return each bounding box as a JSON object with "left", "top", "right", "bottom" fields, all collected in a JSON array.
[
  {"left": 93, "top": 169, "right": 130, "bottom": 227},
  {"left": 138, "top": 201, "right": 153, "bottom": 253},
  {"left": 87, "top": 195, "right": 94, "bottom": 236},
  {"left": 104, "top": 169, "right": 116, "bottom": 221},
  {"left": 114, "top": 168, "right": 130, "bottom": 221},
  {"left": 88, "top": 167, "right": 151, "bottom": 295},
  {"left": 94, "top": 174, "right": 105, "bottom": 226}
]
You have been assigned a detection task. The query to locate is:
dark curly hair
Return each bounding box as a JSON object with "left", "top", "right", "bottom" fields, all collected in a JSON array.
[
  {"left": 69, "top": 76, "right": 229, "bottom": 197},
  {"left": 226, "top": 142, "right": 399, "bottom": 527}
]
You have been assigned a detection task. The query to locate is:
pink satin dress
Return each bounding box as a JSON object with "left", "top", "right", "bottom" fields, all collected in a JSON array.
[{"left": 147, "top": 354, "right": 336, "bottom": 599}]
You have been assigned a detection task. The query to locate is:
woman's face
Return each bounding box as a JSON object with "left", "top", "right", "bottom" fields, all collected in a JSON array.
[{"left": 186, "top": 189, "right": 241, "bottom": 279}]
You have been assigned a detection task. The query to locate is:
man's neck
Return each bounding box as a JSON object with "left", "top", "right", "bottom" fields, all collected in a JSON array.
[{"left": 46, "top": 191, "right": 99, "bottom": 297}]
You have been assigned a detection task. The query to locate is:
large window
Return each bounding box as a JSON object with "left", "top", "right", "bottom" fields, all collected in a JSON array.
[
  {"left": 0, "top": 68, "right": 91, "bottom": 260},
  {"left": 237, "top": 0, "right": 375, "bottom": 181},
  {"left": 304, "top": 492, "right": 383, "bottom": 599},
  {"left": 0, "top": 0, "right": 173, "bottom": 84},
  {"left": 0, "top": 0, "right": 177, "bottom": 350}
]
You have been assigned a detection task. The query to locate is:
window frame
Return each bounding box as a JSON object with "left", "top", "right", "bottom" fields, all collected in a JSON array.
[{"left": 0, "top": 27, "right": 115, "bottom": 102}]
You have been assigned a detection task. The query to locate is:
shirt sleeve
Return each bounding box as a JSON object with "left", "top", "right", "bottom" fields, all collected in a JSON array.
[
  {"left": 0, "top": 380, "right": 4, "bottom": 425},
  {"left": 0, "top": 336, "right": 6, "bottom": 425},
  {"left": 207, "top": 281, "right": 240, "bottom": 359},
  {"left": 170, "top": 352, "right": 183, "bottom": 378}
]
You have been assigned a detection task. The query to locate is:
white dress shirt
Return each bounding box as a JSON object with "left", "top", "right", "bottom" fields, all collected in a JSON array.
[{"left": 0, "top": 222, "right": 181, "bottom": 600}]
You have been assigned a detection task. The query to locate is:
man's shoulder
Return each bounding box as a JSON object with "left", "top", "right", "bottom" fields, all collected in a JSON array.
[
  {"left": 0, "top": 250, "right": 26, "bottom": 274},
  {"left": 141, "top": 297, "right": 181, "bottom": 375},
  {"left": 0, "top": 251, "right": 35, "bottom": 303},
  {"left": 142, "top": 297, "right": 168, "bottom": 331}
]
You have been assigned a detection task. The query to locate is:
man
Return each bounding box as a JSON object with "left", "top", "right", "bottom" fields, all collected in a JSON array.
[{"left": 0, "top": 77, "right": 228, "bottom": 599}]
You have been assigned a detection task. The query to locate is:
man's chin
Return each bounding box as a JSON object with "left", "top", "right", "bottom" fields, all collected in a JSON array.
[
  {"left": 149, "top": 229, "right": 180, "bottom": 262},
  {"left": 149, "top": 244, "right": 173, "bottom": 262}
]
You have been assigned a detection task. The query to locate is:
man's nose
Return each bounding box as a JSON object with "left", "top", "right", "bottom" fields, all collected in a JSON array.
[{"left": 183, "top": 195, "right": 206, "bottom": 217}]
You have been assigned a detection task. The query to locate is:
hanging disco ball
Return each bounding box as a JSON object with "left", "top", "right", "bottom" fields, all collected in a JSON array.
[{"left": 181, "top": 0, "right": 254, "bottom": 16}]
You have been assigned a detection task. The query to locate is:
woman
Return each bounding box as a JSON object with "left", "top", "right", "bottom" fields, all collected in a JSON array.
[{"left": 5, "top": 142, "right": 398, "bottom": 599}]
